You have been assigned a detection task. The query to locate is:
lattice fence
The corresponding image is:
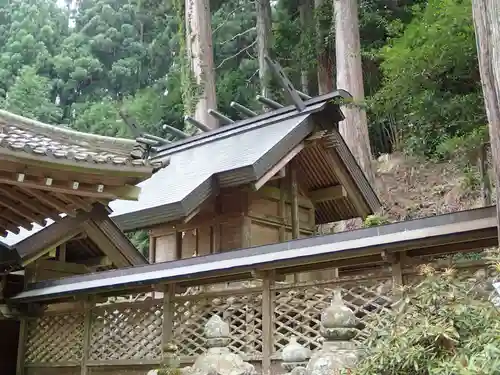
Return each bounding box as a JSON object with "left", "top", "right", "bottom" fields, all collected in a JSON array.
[
  {"left": 172, "top": 291, "right": 263, "bottom": 360},
  {"left": 273, "top": 276, "right": 393, "bottom": 354},
  {"left": 25, "top": 313, "right": 84, "bottom": 363},
  {"left": 89, "top": 300, "right": 163, "bottom": 361}
]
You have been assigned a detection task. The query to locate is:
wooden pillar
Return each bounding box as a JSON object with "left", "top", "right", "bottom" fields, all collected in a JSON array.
[
  {"left": 148, "top": 231, "right": 156, "bottom": 263},
  {"left": 162, "top": 284, "right": 176, "bottom": 347},
  {"left": 261, "top": 271, "right": 275, "bottom": 375},
  {"left": 15, "top": 319, "right": 27, "bottom": 375},
  {"left": 81, "top": 299, "right": 92, "bottom": 375},
  {"left": 278, "top": 179, "right": 286, "bottom": 242},
  {"left": 289, "top": 164, "right": 299, "bottom": 239}
]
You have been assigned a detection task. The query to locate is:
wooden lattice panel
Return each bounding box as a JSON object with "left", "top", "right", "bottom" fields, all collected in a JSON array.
[
  {"left": 172, "top": 292, "right": 263, "bottom": 359},
  {"left": 25, "top": 313, "right": 84, "bottom": 363},
  {"left": 89, "top": 302, "right": 163, "bottom": 361},
  {"left": 273, "top": 277, "right": 392, "bottom": 354}
]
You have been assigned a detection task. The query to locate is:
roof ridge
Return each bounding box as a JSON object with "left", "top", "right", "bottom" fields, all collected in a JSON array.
[
  {"left": 152, "top": 90, "right": 350, "bottom": 159},
  {"left": 0, "top": 109, "right": 136, "bottom": 150}
]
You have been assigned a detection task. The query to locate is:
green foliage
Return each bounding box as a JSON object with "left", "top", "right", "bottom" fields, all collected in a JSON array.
[
  {"left": 0, "top": 0, "right": 489, "bottom": 163},
  {"left": 370, "top": 0, "right": 485, "bottom": 157},
  {"left": 1, "top": 66, "right": 62, "bottom": 123},
  {"left": 363, "top": 214, "right": 390, "bottom": 228},
  {"left": 351, "top": 258, "right": 500, "bottom": 375},
  {"left": 126, "top": 230, "right": 149, "bottom": 259},
  {"left": 435, "top": 125, "right": 489, "bottom": 164}
]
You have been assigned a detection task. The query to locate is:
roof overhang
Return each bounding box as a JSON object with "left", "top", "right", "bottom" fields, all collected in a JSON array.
[{"left": 10, "top": 206, "right": 497, "bottom": 304}]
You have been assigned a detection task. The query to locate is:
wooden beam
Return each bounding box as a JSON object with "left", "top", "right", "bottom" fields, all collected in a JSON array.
[
  {"left": 80, "top": 256, "right": 112, "bottom": 268},
  {"left": 89, "top": 205, "right": 148, "bottom": 266},
  {"left": 309, "top": 185, "right": 347, "bottom": 203},
  {"left": 182, "top": 206, "right": 201, "bottom": 224},
  {"left": 55, "top": 193, "right": 93, "bottom": 212},
  {"left": 36, "top": 259, "right": 88, "bottom": 275},
  {"left": 15, "top": 210, "right": 92, "bottom": 266},
  {"left": 82, "top": 221, "right": 130, "bottom": 268},
  {"left": 0, "top": 172, "right": 141, "bottom": 200},
  {"left": 253, "top": 143, "right": 304, "bottom": 191}
]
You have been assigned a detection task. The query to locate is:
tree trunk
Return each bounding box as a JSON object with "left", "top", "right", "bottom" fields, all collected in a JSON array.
[
  {"left": 256, "top": 0, "right": 273, "bottom": 98},
  {"left": 315, "top": 0, "right": 334, "bottom": 94},
  {"left": 299, "top": 0, "right": 314, "bottom": 94},
  {"left": 185, "top": 0, "right": 217, "bottom": 129},
  {"left": 472, "top": 0, "right": 500, "bottom": 236},
  {"left": 334, "top": 0, "right": 374, "bottom": 184}
]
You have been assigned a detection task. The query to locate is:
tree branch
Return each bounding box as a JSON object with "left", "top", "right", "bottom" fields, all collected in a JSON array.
[
  {"left": 221, "top": 27, "right": 256, "bottom": 45},
  {"left": 213, "top": 1, "right": 256, "bottom": 35},
  {"left": 216, "top": 40, "right": 257, "bottom": 69}
]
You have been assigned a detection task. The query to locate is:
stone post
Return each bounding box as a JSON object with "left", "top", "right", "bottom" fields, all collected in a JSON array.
[
  {"left": 281, "top": 336, "right": 310, "bottom": 375},
  {"left": 304, "top": 290, "right": 358, "bottom": 375},
  {"left": 181, "top": 315, "right": 257, "bottom": 375}
]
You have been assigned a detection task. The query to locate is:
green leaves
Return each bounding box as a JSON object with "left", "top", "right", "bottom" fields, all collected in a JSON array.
[{"left": 352, "top": 257, "right": 500, "bottom": 375}]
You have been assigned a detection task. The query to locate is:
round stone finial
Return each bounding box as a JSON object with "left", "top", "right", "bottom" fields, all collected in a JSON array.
[
  {"left": 205, "top": 315, "right": 230, "bottom": 338},
  {"left": 282, "top": 337, "right": 310, "bottom": 363},
  {"left": 320, "top": 290, "right": 357, "bottom": 341},
  {"left": 304, "top": 291, "right": 359, "bottom": 375},
  {"left": 205, "top": 315, "right": 230, "bottom": 348}
]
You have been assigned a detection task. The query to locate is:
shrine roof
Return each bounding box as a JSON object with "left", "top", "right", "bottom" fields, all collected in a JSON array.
[{"left": 110, "top": 91, "right": 380, "bottom": 230}]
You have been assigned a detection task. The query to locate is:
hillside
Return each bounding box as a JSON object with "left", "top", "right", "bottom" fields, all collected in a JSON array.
[{"left": 326, "top": 153, "right": 492, "bottom": 234}]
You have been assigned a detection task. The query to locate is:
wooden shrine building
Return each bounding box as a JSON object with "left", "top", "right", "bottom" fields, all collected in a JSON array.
[
  {"left": 109, "top": 90, "right": 380, "bottom": 265},
  {"left": 3, "top": 68, "right": 497, "bottom": 375},
  {"left": 0, "top": 109, "right": 168, "bottom": 374}
]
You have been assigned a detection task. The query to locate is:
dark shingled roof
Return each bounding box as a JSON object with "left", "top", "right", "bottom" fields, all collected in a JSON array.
[
  {"left": 0, "top": 109, "right": 158, "bottom": 171},
  {"left": 109, "top": 91, "right": 381, "bottom": 230}
]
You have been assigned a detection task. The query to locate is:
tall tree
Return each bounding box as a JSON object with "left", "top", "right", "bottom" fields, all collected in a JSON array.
[
  {"left": 315, "top": 0, "right": 334, "bottom": 94},
  {"left": 335, "top": 0, "right": 374, "bottom": 183},
  {"left": 299, "top": 0, "right": 314, "bottom": 94},
  {"left": 256, "top": 0, "right": 273, "bottom": 98},
  {"left": 472, "top": 0, "right": 500, "bottom": 236},
  {"left": 185, "top": 0, "right": 217, "bottom": 128}
]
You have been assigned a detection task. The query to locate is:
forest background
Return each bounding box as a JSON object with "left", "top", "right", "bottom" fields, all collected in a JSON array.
[{"left": 0, "top": 0, "right": 487, "bottom": 251}]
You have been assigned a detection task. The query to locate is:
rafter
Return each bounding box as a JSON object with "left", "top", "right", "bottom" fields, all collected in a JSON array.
[
  {"left": 19, "top": 188, "right": 77, "bottom": 217},
  {"left": 0, "top": 186, "right": 60, "bottom": 222},
  {"left": 0, "top": 195, "right": 47, "bottom": 226}
]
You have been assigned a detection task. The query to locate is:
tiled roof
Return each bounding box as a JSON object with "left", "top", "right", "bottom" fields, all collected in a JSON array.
[{"left": 0, "top": 109, "right": 150, "bottom": 168}]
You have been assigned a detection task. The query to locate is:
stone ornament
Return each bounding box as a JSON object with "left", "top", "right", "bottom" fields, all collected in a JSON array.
[
  {"left": 181, "top": 315, "right": 256, "bottom": 375},
  {"left": 304, "top": 290, "right": 359, "bottom": 375},
  {"left": 282, "top": 336, "right": 310, "bottom": 375}
]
